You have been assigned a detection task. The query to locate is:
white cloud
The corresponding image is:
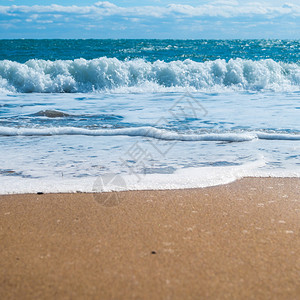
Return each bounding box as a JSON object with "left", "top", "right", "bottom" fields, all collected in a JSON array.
[
  {"left": 0, "top": 1, "right": 299, "bottom": 18},
  {"left": 211, "top": 0, "right": 239, "bottom": 5},
  {"left": 94, "top": 2, "right": 118, "bottom": 8},
  {"left": 0, "top": 1, "right": 299, "bottom": 38}
]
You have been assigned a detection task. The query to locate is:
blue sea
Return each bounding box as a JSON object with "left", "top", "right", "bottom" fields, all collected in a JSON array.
[{"left": 0, "top": 39, "right": 299, "bottom": 193}]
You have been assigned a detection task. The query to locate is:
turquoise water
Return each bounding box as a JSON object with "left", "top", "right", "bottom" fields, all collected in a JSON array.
[
  {"left": 0, "top": 39, "right": 299, "bottom": 193},
  {"left": 1, "top": 39, "right": 299, "bottom": 63}
]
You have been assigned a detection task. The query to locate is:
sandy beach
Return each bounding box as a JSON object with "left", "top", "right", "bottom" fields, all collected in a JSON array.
[{"left": 1, "top": 177, "right": 300, "bottom": 299}]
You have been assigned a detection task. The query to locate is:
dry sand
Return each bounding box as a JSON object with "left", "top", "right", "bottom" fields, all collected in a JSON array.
[{"left": 0, "top": 177, "right": 300, "bottom": 299}]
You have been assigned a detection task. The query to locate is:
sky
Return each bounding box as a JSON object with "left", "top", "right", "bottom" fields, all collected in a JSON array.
[{"left": 0, "top": 0, "right": 299, "bottom": 39}]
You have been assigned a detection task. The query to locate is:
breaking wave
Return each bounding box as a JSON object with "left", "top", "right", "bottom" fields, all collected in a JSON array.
[
  {"left": 0, "top": 57, "right": 299, "bottom": 93},
  {"left": 1, "top": 126, "right": 300, "bottom": 142}
]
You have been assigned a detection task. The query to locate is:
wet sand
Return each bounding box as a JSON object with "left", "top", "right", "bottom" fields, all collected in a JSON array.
[{"left": 1, "top": 177, "right": 300, "bottom": 299}]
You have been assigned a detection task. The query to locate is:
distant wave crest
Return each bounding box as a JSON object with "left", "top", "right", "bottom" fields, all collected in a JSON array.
[{"left": 0, "top": 57, "right": 299, "bottom": 93}]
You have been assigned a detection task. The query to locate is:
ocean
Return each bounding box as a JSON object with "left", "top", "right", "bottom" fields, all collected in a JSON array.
[{"left": 0, "top": 39, "right": 299, "bottom": 194}]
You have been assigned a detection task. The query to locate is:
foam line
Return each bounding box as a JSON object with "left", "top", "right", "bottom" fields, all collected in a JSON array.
[{"left": 1, "top": 126, "right": 299, "bottom": 141}]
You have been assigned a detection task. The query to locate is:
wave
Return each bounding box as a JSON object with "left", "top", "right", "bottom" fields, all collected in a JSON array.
[
  {"left": 1, "top": 126, "right": 300, "bottom": 142},
  {"left": 0, "top": 57, "right": 299, "bottom": 93}
]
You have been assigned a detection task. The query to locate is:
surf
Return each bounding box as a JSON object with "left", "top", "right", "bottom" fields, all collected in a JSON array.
[
  {"left": 0, "top": 57, "right": 299, "bottom": 93},
  {"left": 0, "top": 126, "right": 299, "bottom": 142}
]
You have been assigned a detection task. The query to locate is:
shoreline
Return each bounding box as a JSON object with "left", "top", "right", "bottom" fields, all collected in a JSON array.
[
  {"left": 1, "top": 177, "right": 300, "bottom": 299},
  {"left": 1, "top": 173, "right": 300, "bottom": 196}
]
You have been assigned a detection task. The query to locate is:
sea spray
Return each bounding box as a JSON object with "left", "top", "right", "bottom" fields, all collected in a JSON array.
[{"left": 0, "top": 58, "right": 299, "bottom": 93}]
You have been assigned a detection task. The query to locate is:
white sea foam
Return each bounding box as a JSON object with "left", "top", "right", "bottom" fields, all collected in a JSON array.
[
  {"left": 1, "top": 158, "right": 299, "bottom": 195},
  {"left": 0, "top": 57, "right": 299, "bottom": 93},
  {"left": 0, "top": 126, "right": 299, "bottom": 142}
]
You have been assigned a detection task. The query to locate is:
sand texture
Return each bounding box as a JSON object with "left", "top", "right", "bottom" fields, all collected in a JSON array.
[{"left": 1, "top": 177, "right": 300, "bottom": 299}]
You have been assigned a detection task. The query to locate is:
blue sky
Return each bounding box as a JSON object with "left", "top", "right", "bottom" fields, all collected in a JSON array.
[{"left": 0, "top": 1, "right": 299, "bottom": 39}]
